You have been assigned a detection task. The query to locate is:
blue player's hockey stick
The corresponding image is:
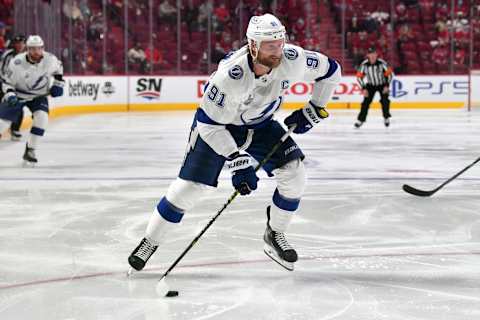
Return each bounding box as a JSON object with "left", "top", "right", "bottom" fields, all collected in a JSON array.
[{"left": 158, "top": 124, "right": 297, "bottom": 282}]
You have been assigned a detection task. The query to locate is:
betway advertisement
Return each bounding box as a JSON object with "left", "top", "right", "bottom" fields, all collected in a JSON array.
[
  {"left": 51, "top": 76, "right": 127, "bottom": 108},
  {"left": 50, "top": 75, "right": 468, "bottom": 111}
]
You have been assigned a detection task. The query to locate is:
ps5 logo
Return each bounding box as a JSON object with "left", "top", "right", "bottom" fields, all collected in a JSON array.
[{"left": 391, "top": 79, "right": 407, "bottom": 98}]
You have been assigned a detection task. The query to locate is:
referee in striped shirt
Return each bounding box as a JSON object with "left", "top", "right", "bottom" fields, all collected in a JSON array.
[{"left": 354, "top": 47, "right": 394, "bottom": 128}]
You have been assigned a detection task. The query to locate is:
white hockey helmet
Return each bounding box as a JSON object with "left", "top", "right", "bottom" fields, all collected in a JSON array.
[
  {"left": 26, "top": 35, "right": 44, "bottom": 48},
  {"left": 246, "top": 13, "right": 286, "bottom": 58}
]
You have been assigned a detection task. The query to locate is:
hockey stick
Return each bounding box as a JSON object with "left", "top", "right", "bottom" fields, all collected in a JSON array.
[
  {"left": 158, "top": 125, "right": 297, "bottom": 282},
  {"left": 402, "top": 156, "right": 480, "bottom": 197}
]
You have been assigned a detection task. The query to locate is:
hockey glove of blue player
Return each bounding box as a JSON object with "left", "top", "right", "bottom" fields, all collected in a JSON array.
[
  {"left": 226, "top": 152, "right": 259, "bottom": 195},
  {"left": 50, "top": 84, "right": 64, "bottom": 97},
  {"left": 3, "top": 92, "right": 18, "bottom": 107},
  {"left": 284, "top": 101, "right": 329, "bottom": 134},
  {"left": 50, "top": 76, "right": 65, "bottom": 97}
]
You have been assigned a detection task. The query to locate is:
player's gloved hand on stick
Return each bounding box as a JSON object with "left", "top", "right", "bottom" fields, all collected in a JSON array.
[
  {"left": 226, "top": 152, "right": 259, "bottom": 195},
  {"left": 284, "top": 101, "right": 329, "bottom": 134},
  {"left": 3, "top": 92, "right": 18, "bottom": 106},
  {"left": 50, "top": 81, "right": 64, "bottom": 97}
]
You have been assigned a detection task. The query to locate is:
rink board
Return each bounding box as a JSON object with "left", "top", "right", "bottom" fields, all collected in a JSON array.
[{"left": 42, "top": 75, "right": 468, "bottom": 119}]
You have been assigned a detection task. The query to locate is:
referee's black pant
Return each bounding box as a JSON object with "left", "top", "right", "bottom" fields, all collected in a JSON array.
[{"left": 357, "top": 85, "right": 391, "bottom": 122}]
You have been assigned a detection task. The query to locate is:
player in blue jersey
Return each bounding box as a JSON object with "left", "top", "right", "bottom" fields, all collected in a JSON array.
[{"left": 128, "top": 13, "right": 341, "bottom": 271}]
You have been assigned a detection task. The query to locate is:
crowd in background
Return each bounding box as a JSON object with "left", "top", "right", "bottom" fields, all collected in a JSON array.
[
  {"left": 330, "top": 0, "right": 480, "bottom": 74},
  {"left": 1, "top": 0, "right": 480, "bottom": 75}
]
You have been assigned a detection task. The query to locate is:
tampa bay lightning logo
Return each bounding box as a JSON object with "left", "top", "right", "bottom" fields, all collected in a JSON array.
[
  {"left": 283, "top": 48, "right": 298, "bottom": 60},
  {"left": 228, "top": 65, "right": 243, "bottom": 80},
  {"left": 26, "top": 75, "right": 49, "bottom": 91},
  {"left": 240, "top": 97, "right": 282, "bottom": 125}
]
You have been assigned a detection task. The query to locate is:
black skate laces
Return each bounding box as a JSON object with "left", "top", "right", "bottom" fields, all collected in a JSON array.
[
  {"left": 273, "top": 231, "right": 293, "bottom": 251},
  {"left": 135, "top": 239, "right": 156, "bottom": 260}
]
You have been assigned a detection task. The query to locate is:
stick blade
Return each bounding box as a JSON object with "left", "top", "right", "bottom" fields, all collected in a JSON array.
[{"left": 402, "top": 184, "right": 435, "bottom": 197}]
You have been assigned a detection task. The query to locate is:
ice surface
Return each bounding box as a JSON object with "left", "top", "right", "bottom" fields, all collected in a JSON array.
[{"left": 1, "top": 109, "right": 480, "bottom": 320}]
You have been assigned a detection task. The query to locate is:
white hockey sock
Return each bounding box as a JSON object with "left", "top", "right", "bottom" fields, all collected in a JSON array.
[
  {"left": 269, "top": 205, "right": 294, "bottom": 233},
  {"left": 0, "top": 119, "right": 12, "bottom": 135},
  {"left": 28, "top": 110, "right": 48, "bottom": 149},
  {"left": 145, "top": 207, "right": 177, "bottom": 245}
]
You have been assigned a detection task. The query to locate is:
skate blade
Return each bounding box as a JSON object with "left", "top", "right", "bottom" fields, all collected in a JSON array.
[
  {"left": 264, "top": 244, "right": 294, "bottom": 271},
  {"left": 127, "top": 267, "right": 137, "bottom": 277},
  {"left": 22, "top": 160, "right": 36, "bottom": 168}
]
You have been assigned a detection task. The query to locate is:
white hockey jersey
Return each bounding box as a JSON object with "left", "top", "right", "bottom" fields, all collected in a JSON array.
[
  {"left": 197, "top": 43, "right": 338, "bottom": 157},
  {"left": 2, "top": 51, "right": 63, "bottom": 100}
]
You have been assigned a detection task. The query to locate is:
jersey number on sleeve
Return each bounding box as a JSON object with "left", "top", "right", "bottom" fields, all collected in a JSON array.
[
  {"left": 306, "top": 55, "right": 319, "bottom": 69},
  {"left": 206, "top": 84, "right": 226, "bottom": 108}
]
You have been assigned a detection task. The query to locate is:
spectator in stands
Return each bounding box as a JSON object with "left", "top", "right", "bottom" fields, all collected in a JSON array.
[
  {"left": 349, "top": 14, "right": 361, "bottom": 32},
  {"left": 145, "top": 46, "right": 165, "bottom": 71},
  {"left": 454, "top": 46, "right": 466, "bottom": 67},
  {"left": 213, "top": 3, "right": 230, "bottom": 32},
  {"left": 435, "top": 21, "right": 449, "bottom": 44},
  {"left": 211, "top": 42, "right": 226, "bottom": 64},
  {"left": 219, "top": 30, "right": 233, "bottom": 52},
  {"left": 128, "top": 42, "right": 147, "bottom": 73},
  {"left": 0, "top": 22, "right": 5, "bottom": 52},
  {"left": 158, "top": 0, "right": 177, "bottom": 27},
  {"left": 394, "top": 3, "right": 408, "bottom": 26},
  {"left": 371, "top": 8, "right": 389, "bottom": 26},
  {"left": 397, "top": 24, "right": 414, "bottom": 43},
  {"left": 87, "top": 12, "right": 104, "bottom": 41},
  {"left": 432, "top": 41, "right": 449, "bottom": 70},
  {"left": 435, "top": 3, "right": 449, "bottom": 22},
  {"left": 197, "top": 1, "right": 213, "bottom": 31},
  {"left": 183, "top": 1, "right": 199, "bottom": 37},
  {"left": 107, "top": 0, "right": 124, "bottom": 26},
  {"left": 63, "top": 1, "right": 83, "bottom": 22},
  {"left": 292, "top": 18, "right": 306, "bottom": 43}
]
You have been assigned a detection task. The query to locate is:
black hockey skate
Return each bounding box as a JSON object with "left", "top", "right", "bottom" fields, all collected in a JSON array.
[
  {"left": 354, "top": 120, "right": 364, "bottom": 128},
  {"left": 263, "top": 206, "right": 298, "bottom": 271},
  {"left": 128, "top": 237, "right": 158, "bottom": 273},
  {"left": 22, "top": 144, "right": 37, "bottom": 166}
]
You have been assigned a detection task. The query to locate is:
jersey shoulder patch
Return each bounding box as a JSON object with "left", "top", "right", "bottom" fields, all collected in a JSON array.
[
  {"left": 228, "top": 65, "right": 243, "bottom": 80},
  {"left": 283, "top": 47, "right": 299, "bottom": 60},
  {"left": 14, "top": 59, "right": 21, "bottom": 65}
]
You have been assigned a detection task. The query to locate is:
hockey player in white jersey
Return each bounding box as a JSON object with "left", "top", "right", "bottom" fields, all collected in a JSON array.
[
  {"left": 0, "top": 35, "right": 65, "bottom": 165},
  {"left": 128, "top": 13, "right": 341, "bottom": 271},
  {"left": 0, "top": 35, "right": 26, "bottom": 141}
]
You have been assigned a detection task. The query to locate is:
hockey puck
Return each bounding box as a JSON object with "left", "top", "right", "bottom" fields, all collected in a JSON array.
[{"left": 166, "top": 290, "right": 179, "bottom": 297}]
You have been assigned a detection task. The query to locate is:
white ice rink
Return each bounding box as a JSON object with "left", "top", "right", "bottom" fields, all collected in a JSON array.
[{"left": 1, "top": 109, "right": 480, "bottom": 320}]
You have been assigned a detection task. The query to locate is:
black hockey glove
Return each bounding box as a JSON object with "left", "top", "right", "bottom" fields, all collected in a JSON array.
[
  {"left": 226, "top": 152, "right": 259, "bottom": 195},
  {"left": 284, "top": 101, "right": 329, "bottom": 134}
]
